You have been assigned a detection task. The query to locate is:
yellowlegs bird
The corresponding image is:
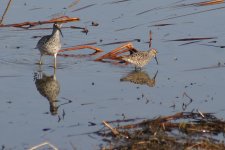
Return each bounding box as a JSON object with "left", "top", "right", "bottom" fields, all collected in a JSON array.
[
  {"left": 36, "top": 23, "right": 63, "bottom": 68},
  {"left": 121, "top": 48, "right": 158, "bottom": 70}
]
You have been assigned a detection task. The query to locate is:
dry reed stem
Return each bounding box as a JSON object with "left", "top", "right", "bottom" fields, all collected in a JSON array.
[
  {"left": 99, "top": 39, "right": 140, "bottom": 46},
  {"left": 95, "top": 43, "right": 136, "bottom": 61},
  {"left": 0, "top": 16, "right": 79, "bottom": 28},
  {"left": 102, "top": 121, "right": 120, "bottom": 136},
  {"left": 68, "top": 0, "right": 80, "bottom": 9},
  {"left": 29, "top": 141, "right": 58, "bottom": 150},
  {"left": 175, "top": 0, "right": 224, "bottom": 7},
  {"left": 71, "top": 4, "right": 96, "bottom": 12},
  {"left": 58, "top": 52, "right": 101, "bottom": 58},
  {"left": 167, "top": 37, "right": 216, "bottom": 42},
  {"left": 149, "top": 30, "right": 152, "bottom": 48},
  {"left": 195, "top": 0, "right": 224, "bottom": 6},
  {"left": 151, "top": 6, "right": 225, "bottom": 23},
  {"left": 59, "top": 45, "right": 103, "bottom": 53},
  {"left": 0, "top": 0, "right": 13, "bottom": 24}
]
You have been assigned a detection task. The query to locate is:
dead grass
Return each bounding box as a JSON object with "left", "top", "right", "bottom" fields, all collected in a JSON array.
[{"left": 97, "top": 111, "right": 225, "bottom": 150}]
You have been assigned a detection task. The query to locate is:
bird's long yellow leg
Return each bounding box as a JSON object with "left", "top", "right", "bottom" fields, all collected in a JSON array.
[
  {"left": 54, "top": 53, "right": 57, "bottom": 69},
  {"left": 53, "top": 67, "right": 57, "bottom": 80}
]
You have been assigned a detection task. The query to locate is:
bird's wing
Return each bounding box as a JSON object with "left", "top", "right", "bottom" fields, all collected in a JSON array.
[{"left": 36, "top": 35, "right": 51, "bottom": 49}]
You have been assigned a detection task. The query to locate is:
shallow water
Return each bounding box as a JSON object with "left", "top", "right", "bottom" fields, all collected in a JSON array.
[{"left": 1, "top": 0, "right": 225, "bottom": 149}]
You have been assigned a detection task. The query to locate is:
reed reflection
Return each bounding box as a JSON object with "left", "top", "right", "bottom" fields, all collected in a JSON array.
[
  {"left": 120, "top": 70, "right": 158, "bottom": 87},
  {"left": 34, "top": 68, "right": 60, "bottom": 115}
]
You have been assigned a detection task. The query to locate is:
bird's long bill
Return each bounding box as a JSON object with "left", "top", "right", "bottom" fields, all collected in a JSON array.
[
  {"left": 154, "top": 56, "right": 159, "bottom": 65},
  {"left": 58, "top": 28, "right": 63, "bottom": 37}
]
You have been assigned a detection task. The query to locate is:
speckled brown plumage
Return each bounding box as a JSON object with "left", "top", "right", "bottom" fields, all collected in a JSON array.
[
  {"left": 121, "top": 49, "right": 158, "bottom": 70},
  {"left": 36, "top": 23, "right": 63, "bottom": 68}
]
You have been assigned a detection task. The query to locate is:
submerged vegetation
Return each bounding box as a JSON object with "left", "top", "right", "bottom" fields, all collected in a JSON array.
[{"left": 98, "top": 111, "right": 225, "bottom": 150}]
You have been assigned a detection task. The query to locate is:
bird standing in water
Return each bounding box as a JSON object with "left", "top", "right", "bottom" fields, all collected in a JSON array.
[
  {"left": 121, "top": 31, "right": 158, "bottom": 70},
  {"left": 121, "top": 48, "right": 158, "bottom": 70},
  {"left": 36, "top": 23, "right": 63, "bottom": 68}
]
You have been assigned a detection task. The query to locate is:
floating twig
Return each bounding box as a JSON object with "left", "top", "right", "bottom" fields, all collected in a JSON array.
[
  {"left": 150, "top": 23, "right": 174, "bottom": 27},
  {"left": 198, "top": 43, "right": 225, "bottom": 48},
  {"left": 136, "top": 7, "right": 161, "bottom": 16},
  {"left": 102, "top": 120, "right": 120, "bottom": 136},
  {"left": 0, "top": 16, "right": 80, "bottom": 28},
  {"left": 197, "top": 109, "right": 205, "bottom": 118},
  {"left": 29, "top": 141, "right": 58, "bottom": 150},
  {"left": 175, "top": 0, "right": 224, "bottom": 7},
  {"left": 165, "top": 37, "right": 216, "bottom": 42},
  {"left": 95, "top": 42, "right": 138, "bottom": 62},
  {"left": 182, "top": 92, "right": 193, "bottom": 111},
  {"left": 19, "top": 26, "right": 87, "bottom": 32},
  {"left": 149, "top": 30, "right": 152, "bottom": 48},
  {"left": 71, "top": 3, "right": 96, "bottom": 12},
  {"left": 108, "top": 0, "right": 132, "bottom": 4},
  {"left": 150, "top": 6, "right": 225, "bottom": 23},
  {"left": 67, "top": 0, "right": 80, "bottom": 9},
  {"left": 98, "top": 39, "right": 140, "bottom": 46},
  {"left": 0, "top": 0, "right": 13, "bottom": 24},
  {"left": 115, "top": 24, "right": 142, "bottom": 32},
  {"left": 197, "top": 0, "right": 224, "bottom": 6},
  {"left": 179, "top": 40, "right": 201, "bottom": 46},
  {"left": 59, "top": 45, "right": 103, "bottom": 53}
]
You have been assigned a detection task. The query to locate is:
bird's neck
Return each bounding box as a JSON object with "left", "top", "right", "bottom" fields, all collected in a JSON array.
[{"left": 52, "top": 29, "right": 60, "bottom": 38}]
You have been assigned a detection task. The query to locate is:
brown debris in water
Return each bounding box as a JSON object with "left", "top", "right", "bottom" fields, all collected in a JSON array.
[
  {"left": 99, "top": 39, "right": 140, "bottom": 46},
  {"left": 56, "top": 44, "right": 103, "bottom": 58},
  {"left": 27, "top": 26, "right": 89, "bottom": 34},
  {"left": 97, "top": 111, "right": 225, "bottom": 150},
  {"left": 150, "top": 23, "right": 174, "bottom": 27},
  {"left": 150, "top": 6, "right": 225, "bottom": 23},
  {"left": 71, "top": 3, "right": 96, "bottom": 12},
  {"left": 29, "top": 141, "right": 58, "bottom": 150},
  {"left": 198, "top": 0, "right": 224, "bottom": 6},
  {"left": 175, "top": 0, "right": 224, "bottom": 7},
  {"left": 0, "top": 16, "right": 80, "bottom": 29},
  {"left": 59, "top": 44, "right": 103, "bottom": 53},
  {"left": 165, "top": 37, "right": 217, "bottom": 42},
  {"left": 67, "top": 0, "right": 80, "bottom": 9},
  {"left": 115, "top": 24, "right": 142, "bottom": 32},
  {"left": 94, "top": 42, "right": 138, "bottom": 63},
  {"left": 107, "top": 0, "right": 132, "bottom": 4},
  {"left": 0, "top": 0, "right": 13, "bottom": 25}
]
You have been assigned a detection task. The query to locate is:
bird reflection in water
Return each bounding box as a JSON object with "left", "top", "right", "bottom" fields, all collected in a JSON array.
[
  {"left": 120, "top": 70, "right": 158, "bottom": 87},
  {"left": 34, "top": 68, "right": 60, "bottom": 115}
]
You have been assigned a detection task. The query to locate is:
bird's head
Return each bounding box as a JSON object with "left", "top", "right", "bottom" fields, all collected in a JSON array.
[
  {"left": 150, "top": 49, "right": 158, "bottom": 65},
  {"left": 53, "top": 23, "right": 63, "bottom": 37}
]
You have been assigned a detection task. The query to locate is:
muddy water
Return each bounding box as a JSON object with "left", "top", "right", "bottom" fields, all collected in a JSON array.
[{"left": 1, "top": 0, "right": 225, "bottom": 149}]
